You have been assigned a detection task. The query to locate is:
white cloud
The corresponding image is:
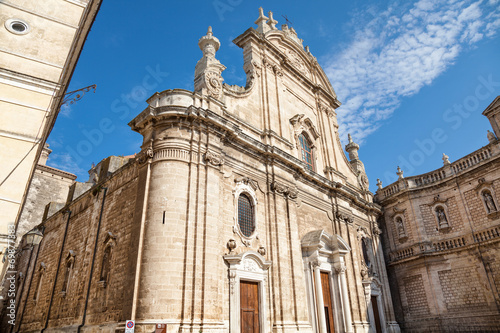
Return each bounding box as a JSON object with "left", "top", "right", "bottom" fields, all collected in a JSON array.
[
  {"left": 323, "top": 0, "right": 500, "bottom": 144},
  {"left": 60, "top": 104, "right": 72, "bottom": 117},
  {"left": 46, "top": 153, "right": 86, "bottom": 178}
]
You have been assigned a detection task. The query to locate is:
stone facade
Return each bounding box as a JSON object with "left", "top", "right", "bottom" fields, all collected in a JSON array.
[
  {"left": 16, "top": 145, "right": 77, "bottom": 239},
  {"left": 0, "top": 0, "right": 101, "bottom": 276},
  {"left": 2, "top": 9, "right": 400, "bottom": 333},
  {"left": 375, "top": 97, "right": 500, "bottom": 332}
]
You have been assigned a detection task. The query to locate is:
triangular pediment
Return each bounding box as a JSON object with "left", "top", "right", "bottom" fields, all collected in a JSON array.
[
  {"left": 483, "top": 95, "right": 500, "bottom": 116},
  {"left": 263, "top": 31, "right": 338, "bottom": 100}
]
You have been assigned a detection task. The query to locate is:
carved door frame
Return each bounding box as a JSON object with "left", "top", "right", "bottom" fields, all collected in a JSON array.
[{"left": 224, "top": 251, "right": 271, "bottom": 333}]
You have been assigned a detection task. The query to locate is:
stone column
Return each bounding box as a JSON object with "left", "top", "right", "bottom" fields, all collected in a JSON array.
[
  {"left": 337, "top": 263, "right": 353, "bottom": 333},
  {"left": 313, "top": 263, "right": 328, "bottom": 333}
]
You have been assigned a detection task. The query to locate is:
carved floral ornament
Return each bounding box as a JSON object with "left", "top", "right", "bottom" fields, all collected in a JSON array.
[
  {"left": 204, "top": 150, "right": 224, "bottom": 166},
  {"left": 224, "top": 250, "right": 271, "bottom": 294},
  {"left": 281, "top": 47, "right": 310, "bottom": 78}
]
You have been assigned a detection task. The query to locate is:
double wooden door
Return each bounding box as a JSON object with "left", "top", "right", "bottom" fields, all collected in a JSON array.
[
  {"left": 240, "top": 281, "right": 259, "bottom": 333},
  {"left": 320, "top": 272, "right": 335, "bottom": 333}
]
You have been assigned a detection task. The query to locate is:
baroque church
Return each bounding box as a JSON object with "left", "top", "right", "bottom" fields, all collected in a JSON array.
[{"left": 2, "top": 8, "right": 499, "bottom": 333}]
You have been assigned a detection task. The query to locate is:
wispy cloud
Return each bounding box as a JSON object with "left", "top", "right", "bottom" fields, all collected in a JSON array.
[
  {"left": 323, "top": 0, "right": 500, "bottom": 144},
  {"left": 46, "top": 153, "right": 86, "bottom": 179},
  {"left": 60, "top": 104, "right": 72, "bottom": 117}
]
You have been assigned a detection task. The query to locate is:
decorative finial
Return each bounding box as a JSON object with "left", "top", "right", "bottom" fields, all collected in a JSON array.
[
  {"left": 227, "top": 239, "right": 236, "bottom": 253},
  {"left": 198, "top": 26, "right": 220, "bottom": 55},
  {"left": 194, "top": 27, "right": 226, "bottom": 99},
  {"left": 487, "top": 130, "right": 497, "bottom": 143},
  {"left": 255, "top": 7, "right": 270, "bottom": 34},
  {"left": 442, "top": 153, "right": 450, "bottom": 165},
  {"left": 267, "top": 11, "right": 278, "bottom": 30},
  {"left": 345, "top": 134, "right": 359, "bottom": 161},
  {"left": 376, "top": 179, "right": 383, "bottom": 190},
  {"left": 397, "top": 166, "right": 404, "bottom": 179}
]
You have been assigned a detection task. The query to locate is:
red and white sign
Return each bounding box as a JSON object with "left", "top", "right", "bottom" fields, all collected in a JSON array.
[{"left": 125, "top": 320, "right": 135, "bottom": 333}]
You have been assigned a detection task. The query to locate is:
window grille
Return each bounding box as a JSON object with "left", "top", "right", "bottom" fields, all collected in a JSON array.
[{"left": 238, "top": 194, "right": 254, "bottom": 237}]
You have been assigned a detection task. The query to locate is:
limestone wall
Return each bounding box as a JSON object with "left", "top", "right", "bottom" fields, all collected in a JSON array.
[{"left": 377, "top": 140, "right": 500, "bottom": 332}]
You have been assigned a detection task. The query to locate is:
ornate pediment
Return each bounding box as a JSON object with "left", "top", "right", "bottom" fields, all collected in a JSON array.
[
  {"left": 281, "top": 47, "right": 309, "bottom": 78},
  {"left": 301, "top": 229, "right": 351, "bottom": 255}
]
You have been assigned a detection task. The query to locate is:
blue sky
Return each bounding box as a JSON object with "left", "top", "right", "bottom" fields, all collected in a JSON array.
[{"left": 47, "top": 0, "right": 500, "bottom": 192}]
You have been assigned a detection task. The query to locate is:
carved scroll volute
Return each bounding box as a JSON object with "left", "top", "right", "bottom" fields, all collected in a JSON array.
[
  {"left": 270, "top": 181, "right": 298, "bottom": 199},
  {"left": 137, "top": 140, "right": 154, "bottom": 165}
]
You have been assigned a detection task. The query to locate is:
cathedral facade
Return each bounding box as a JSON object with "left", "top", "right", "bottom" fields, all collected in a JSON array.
[{"left": 4, "top": 9, "right": 400, "bottom": 333}]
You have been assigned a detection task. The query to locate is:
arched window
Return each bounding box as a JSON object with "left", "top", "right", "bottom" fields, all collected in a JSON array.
[
  {"left": 62, "top": 251, "right": 75, "bottom": 293},
  {"left": 238, "top": 193, "right": 254, "bottom": 237},
  {"left": 62, "top": 261, "right": 72, "bottom": 293},
  {"left": 299, "top": 133, "right": 314, "bottom": 171},
  {"left": 100, "top": 245, "right": 112, "bottom": 286},
  {"left": 34, "top": 264, "right": 46, "bottom": 302}
]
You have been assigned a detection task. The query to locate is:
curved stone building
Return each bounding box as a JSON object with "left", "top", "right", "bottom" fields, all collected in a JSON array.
[{"left": 375, "top": 97, "right": 500, "bottom": 332}]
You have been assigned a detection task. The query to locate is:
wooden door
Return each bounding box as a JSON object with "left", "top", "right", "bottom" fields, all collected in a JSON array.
[
  {"left": 240, "top": 281, "right": 259, "bottom": 333},
  {"left": 321, "top": 272, "right": 335, "bottom": 333},
  {"left": 371, "top": 295, "right": 382, "bottom": 333}
]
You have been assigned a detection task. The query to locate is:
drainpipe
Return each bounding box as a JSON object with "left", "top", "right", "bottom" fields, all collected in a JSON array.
[
  {"left": 16, "top": 232, "right": 43, "bottom": 333},
  {"left": 78, "top": 187, "right": 107, "bottom": 333},
  {"left": 41, "top": 209, "right": 71, "bottom": 333},
  {"left": 131, "top": 158, "right": 152, "bottom": 320}
]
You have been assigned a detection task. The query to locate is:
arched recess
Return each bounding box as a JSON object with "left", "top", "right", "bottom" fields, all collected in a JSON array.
[
  {"left": 475, "top": 179, "right": 499, "bottom": 215},
  {"left": 224, "top": 251, "right": 272, "bottom": 333},
  {"left": 301, "top": 230, "right": 353, "bottom": 333}
]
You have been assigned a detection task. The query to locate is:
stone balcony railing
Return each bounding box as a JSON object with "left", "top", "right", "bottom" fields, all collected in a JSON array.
[
  {"left": 389, "top": 224, "right": 500, "bottom": 263},
  {"left": 376, "top": 142, "right": 499, "bottom": 201}
]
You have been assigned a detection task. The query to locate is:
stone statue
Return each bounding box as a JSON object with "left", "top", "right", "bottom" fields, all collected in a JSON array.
[
  {"left": 442, "top": 153, "right": 450, "bottom": 165},
  {"left": 483, "top": 191, "right": 497, "bottom": 213},
  {"left": 396, "top": 217, "right": 405, "bottom": 237},
  {"left": 436, "top": 207, "right": 448, "bottom": 228},
  {"left": 487, "top": 130, "right": 497, "bottom": 143},
  {"left": 397, "top": 166, "right": 404, "bottom": 180}
]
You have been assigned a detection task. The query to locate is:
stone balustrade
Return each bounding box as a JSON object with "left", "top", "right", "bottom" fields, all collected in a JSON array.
[
  {"left": 389, "top": 225, "right": 500, "bottom": 263},
  {"left": 376, "top": 142, "right": 498, "bottom": 201}
]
